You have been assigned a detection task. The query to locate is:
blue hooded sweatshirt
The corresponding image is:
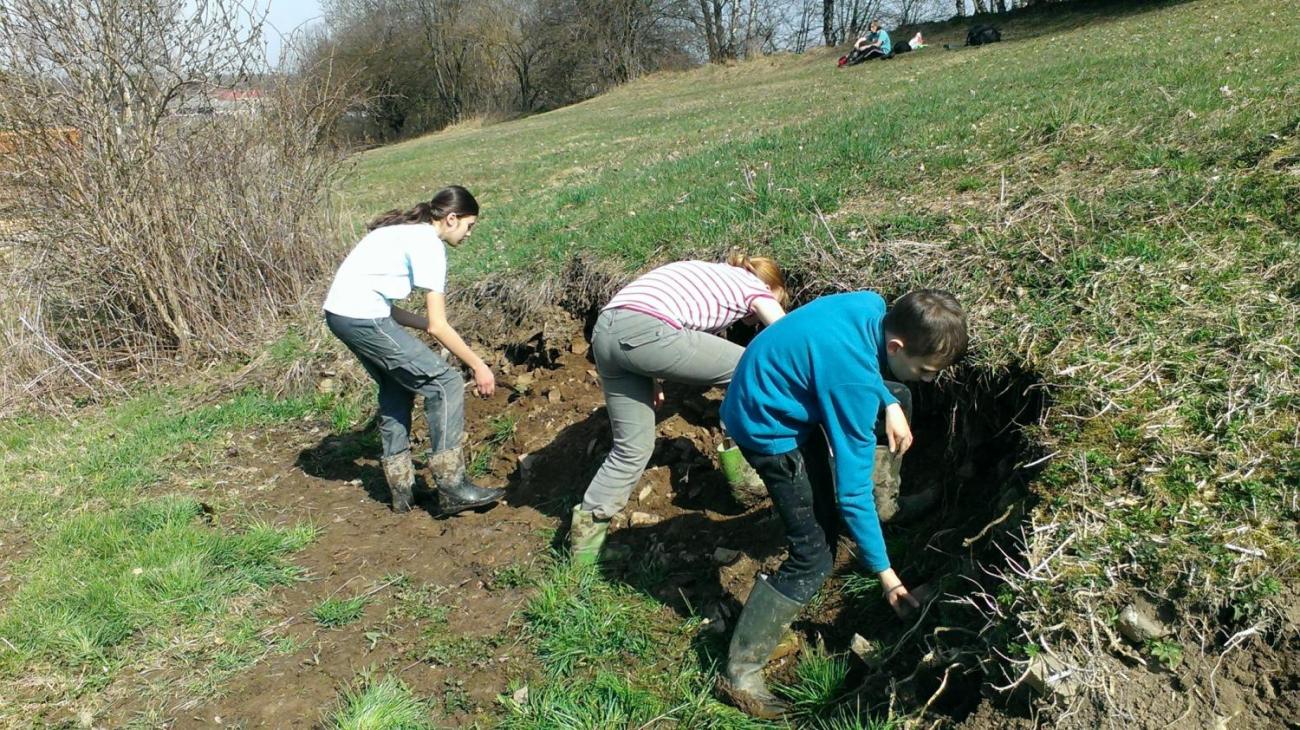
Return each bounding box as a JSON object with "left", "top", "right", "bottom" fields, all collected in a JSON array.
[{"left": 720, "top": 292, "right": 899, "bottom": 573}]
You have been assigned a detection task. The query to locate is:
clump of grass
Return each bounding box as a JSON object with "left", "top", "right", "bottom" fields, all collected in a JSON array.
[
  {"left": 776, "top": 642, "right": 851, "bottom": 717},
  {"left": 328, "top": 673, "right": 433, "bottom": 730},
  {"left": 840, "top": 572, "right": 882, "bottom": 599},
  {"left": 522, "top": 562, "right": 657, "bottom": 676},
  {"left": 804, "top": 708, "right": 899, "bottom": 730},
  {"left": 313, "top": 596, "right": 369, "bottom": 629},
  {"left": 490, "top": 561, "right": 537, "bottom": 591},
  {"left": 498, "top": 670, "right": 667, "bottom": 729},
  {"left": 468, "top": 415, "right": 518, "bottom": 477},
  {"left": 505, "top": 561, "right": 757, "bottom": 727}
]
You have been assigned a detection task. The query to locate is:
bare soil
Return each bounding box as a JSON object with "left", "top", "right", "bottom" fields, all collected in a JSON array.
[{"left": 97, "top": 314, "right": 1298, "bottom": 728}]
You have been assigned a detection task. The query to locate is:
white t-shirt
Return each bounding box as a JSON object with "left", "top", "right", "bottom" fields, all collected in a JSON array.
[{"left": 322, "top": 224, "right": 448, "bottom": 318}]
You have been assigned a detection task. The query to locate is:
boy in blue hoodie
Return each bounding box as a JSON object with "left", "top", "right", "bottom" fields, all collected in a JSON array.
[{"left": 717, "top": 289, "right": 968, "bottom": 718}]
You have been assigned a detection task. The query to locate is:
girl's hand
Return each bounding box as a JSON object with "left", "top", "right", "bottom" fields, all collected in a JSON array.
[
  {"left": 473, "top": 364, "right": 495, "bottom": 397},
  {"left": 884, "top": 403, "right": 913, "bottom": 455},
  {"left": 653, "top": 380, "right": 665, "bottom": 410}
]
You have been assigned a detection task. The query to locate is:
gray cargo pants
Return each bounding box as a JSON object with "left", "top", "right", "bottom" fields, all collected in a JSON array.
[
  {"left": 581, "top": 308, "right": 744, "bottom": 519},
  {"left": 325, "top": 312, "right": 465, "bottom": 457}
]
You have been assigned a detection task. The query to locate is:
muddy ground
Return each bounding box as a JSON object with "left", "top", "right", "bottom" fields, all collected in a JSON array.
[{"left": 99, "top": 316, "right": 1296, "bottom": 728}]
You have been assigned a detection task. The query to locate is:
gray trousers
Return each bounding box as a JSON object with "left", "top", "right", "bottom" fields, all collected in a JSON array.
[
  {"left": 325, "top": 312, "right": 465, "bottom": 457},
  {"left": 581, "top": 308, "right": 744, "bottom": 519}
]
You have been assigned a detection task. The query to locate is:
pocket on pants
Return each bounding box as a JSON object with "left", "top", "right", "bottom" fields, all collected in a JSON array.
[
  {"left": 619, "top": 326, "right": 688, "bottom": 376},
  {"left": 617, "top": 325, "right": 670, "bottom": 350}
]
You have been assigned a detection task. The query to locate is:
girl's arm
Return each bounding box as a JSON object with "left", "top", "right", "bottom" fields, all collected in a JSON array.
[
  {"left": 750, "top": 298, "right": 786, "bottom": 326},
  {"left": 390, "top": 305, "right": 429, "bottom": 330},
  {"left": 423, "top": 291, "right": 496, "bottom": 396}
]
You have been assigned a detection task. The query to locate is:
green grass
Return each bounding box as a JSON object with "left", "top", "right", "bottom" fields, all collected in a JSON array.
[
  {"left": 468, "top": 414, "right": 518, "bottom": 477},
  {"left": 313, "top": 596, "right": 370, "bottom": 628},
  {"left": 6, "top": 0, "right": 1299, "bottom": 724},
  {"left": 776, "top": 643, "right": 852, "bottom": 717},
  {"left": 328, "top": 673, "right": 434, "bottom": 730},
  {"left": 0, "top": 498, "right": 314, "bottom": 668},
  {"left": 0, "top": 387, "right": 339, "bottom": 722},
  {"left": 505, "top": 560, "right": 901, "bottom": 728},
  {"left": 522, "top": 561, "right": 657, "bottom": 675},
  {"left": 342, "top": 0, "right": 1300, "bottom": 718}
]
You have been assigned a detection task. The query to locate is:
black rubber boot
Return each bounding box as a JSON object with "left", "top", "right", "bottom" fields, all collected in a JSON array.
[
  {"left": 428, "top": 447, "right": 505, "bottom": 515},
  {"left": 718, "top": 576, "right": 803, "bottom": 719},
  {"left": 380, "top": 451, "right": 415, "bottom": 513}
]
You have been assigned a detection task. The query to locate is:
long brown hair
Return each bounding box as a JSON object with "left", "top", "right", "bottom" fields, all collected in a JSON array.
[
  {"left": 727, "top": 251, "right": 790, "bottom": 308},
  {"left": 367, "top": 185, "right": 480, "bottom": 231}
]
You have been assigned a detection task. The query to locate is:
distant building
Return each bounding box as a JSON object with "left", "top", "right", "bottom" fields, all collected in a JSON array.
[{"left": 172, "top": 86, "right": 266, "bottom": 117}]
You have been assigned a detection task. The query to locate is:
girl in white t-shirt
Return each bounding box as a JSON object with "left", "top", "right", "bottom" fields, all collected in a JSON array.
[
  {"left": 323, "top": 185, "right": 504, "bottom": 516},
  {"left": 569, "top": 253, "right": 789, "bottom": 563}
]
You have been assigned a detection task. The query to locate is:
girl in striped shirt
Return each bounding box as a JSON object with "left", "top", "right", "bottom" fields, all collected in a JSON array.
[{"left": 570, "top": 253, "right": 789, "bottom": 563}]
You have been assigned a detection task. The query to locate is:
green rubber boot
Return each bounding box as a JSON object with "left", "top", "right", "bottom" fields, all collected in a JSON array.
[
  {"left": 718, "top": 577, "right": 803, "bottom": 719},
  {"left": 569, "top": 504, "right": 610, "bottom": 566},
  {"left": 718, "top": 441, "right": 767, "bottom": 509}
]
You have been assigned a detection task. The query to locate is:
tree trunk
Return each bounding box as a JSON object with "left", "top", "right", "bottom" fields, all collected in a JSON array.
[
  {"left": 954, "top": 0, "right": 964, "bottom": 17},
  {"left": 972, "top": 0, "right": 989, "bottom": 13},
  {"left": 995, "top": 0, "right": 1008, "bottom": 11},
  {"left": 698, "top": 0, "right": 721, "bottom": 61},
  {"left": 823, "top": 0, "right": 834, "bottom": 46}
]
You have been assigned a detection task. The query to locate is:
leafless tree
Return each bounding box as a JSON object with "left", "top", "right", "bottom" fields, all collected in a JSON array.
[{"left": 0, "top": 0, "right": 350, "bottom": 406}]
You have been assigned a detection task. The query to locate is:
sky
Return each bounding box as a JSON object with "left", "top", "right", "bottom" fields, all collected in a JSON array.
[{"left": 249, "top": 0, "right": 326, "bottom": 65}]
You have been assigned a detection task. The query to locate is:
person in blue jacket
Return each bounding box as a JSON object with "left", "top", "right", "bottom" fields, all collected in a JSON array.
[
  {"left": 716, "top": 289, "right": 968, "bottom": 718},
  {"left": 844, "top": 19, "right": 892, "bottom": 65}
]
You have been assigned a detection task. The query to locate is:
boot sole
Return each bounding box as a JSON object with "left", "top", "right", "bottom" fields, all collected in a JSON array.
[
  {"left": 438, "top": 495, "right": 503, "bottom": 516},
  {"left": 715, "top": 677, "right": 787, "bottom": 720}
]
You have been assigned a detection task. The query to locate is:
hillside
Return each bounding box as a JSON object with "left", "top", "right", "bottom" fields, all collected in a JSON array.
[
  {"left": 1, "top": 0, "right": 1296, "bottom": 726},
  {"left": 342, "top": 0, "right": 1299, "bottom": 722}
]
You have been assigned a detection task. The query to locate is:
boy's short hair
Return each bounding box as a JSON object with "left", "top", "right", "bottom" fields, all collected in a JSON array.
[{"left": 882, "top": 289, "right": 968, "bottom": 362}]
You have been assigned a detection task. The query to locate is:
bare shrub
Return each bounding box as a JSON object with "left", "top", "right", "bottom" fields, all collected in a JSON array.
[{"left": 0, "top": 0, "right": 351, "bottom": 412}]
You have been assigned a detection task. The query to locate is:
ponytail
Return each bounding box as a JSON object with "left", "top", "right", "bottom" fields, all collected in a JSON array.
[
  {"left": 727, "top": 251, "right": 790, "bottom": 308},
  {"left": 367, "top": 185, "right": 481, "bottom": 231}
]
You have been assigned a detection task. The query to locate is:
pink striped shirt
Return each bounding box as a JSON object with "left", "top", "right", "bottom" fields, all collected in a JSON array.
[{"left": 604, "top": 261, "right": 775, "bottom": 332}]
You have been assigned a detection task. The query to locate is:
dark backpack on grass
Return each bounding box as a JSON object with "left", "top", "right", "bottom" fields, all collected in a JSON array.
[{"left": 966, "top": 25, "right": 1002, "bottom": 46}]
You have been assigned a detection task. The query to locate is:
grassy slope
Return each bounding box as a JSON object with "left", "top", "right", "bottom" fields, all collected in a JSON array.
[
  {"left": 346, "top": 0, "right": 1299, "bottom": 715},
  {"left": 1, "top": 0, "right": 1295, "bottom": 725},
  {"left": 0, "top": 386, "right": 353, "bottom": 723}
]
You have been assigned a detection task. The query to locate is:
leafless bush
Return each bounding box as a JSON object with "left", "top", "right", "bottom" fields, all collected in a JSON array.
[{"left": 0, "top": 0, "right": 351, "bottom": 412}]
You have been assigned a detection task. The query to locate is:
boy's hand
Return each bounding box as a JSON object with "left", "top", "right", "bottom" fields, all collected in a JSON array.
[
  {"left": 653, "top": 380, "right": 665, "bottom": 410},
  {"left": 884, "top": 403, "right": 913, "bottom": 455},
  {"left": 879, "top": 569, "right": 921, "bottom": 617}
]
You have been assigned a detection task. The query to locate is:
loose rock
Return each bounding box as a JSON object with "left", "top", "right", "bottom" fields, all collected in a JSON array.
[
  {"left": 712, "top": 547, "right": 740, "bottom": 565},
  {"left": 1117, "top": 599, "right": 1172, "bottom": 643},
  {"left": 629, "top": 511, "right": 660, "bottom": 527},
  {"left": 1025, "top": 654, "right": 1077, "bottom": 697}
]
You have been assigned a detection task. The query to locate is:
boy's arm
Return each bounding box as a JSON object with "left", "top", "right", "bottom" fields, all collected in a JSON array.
[{"left": 821, "top": 384, "right": 920, "bottom": 616}]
